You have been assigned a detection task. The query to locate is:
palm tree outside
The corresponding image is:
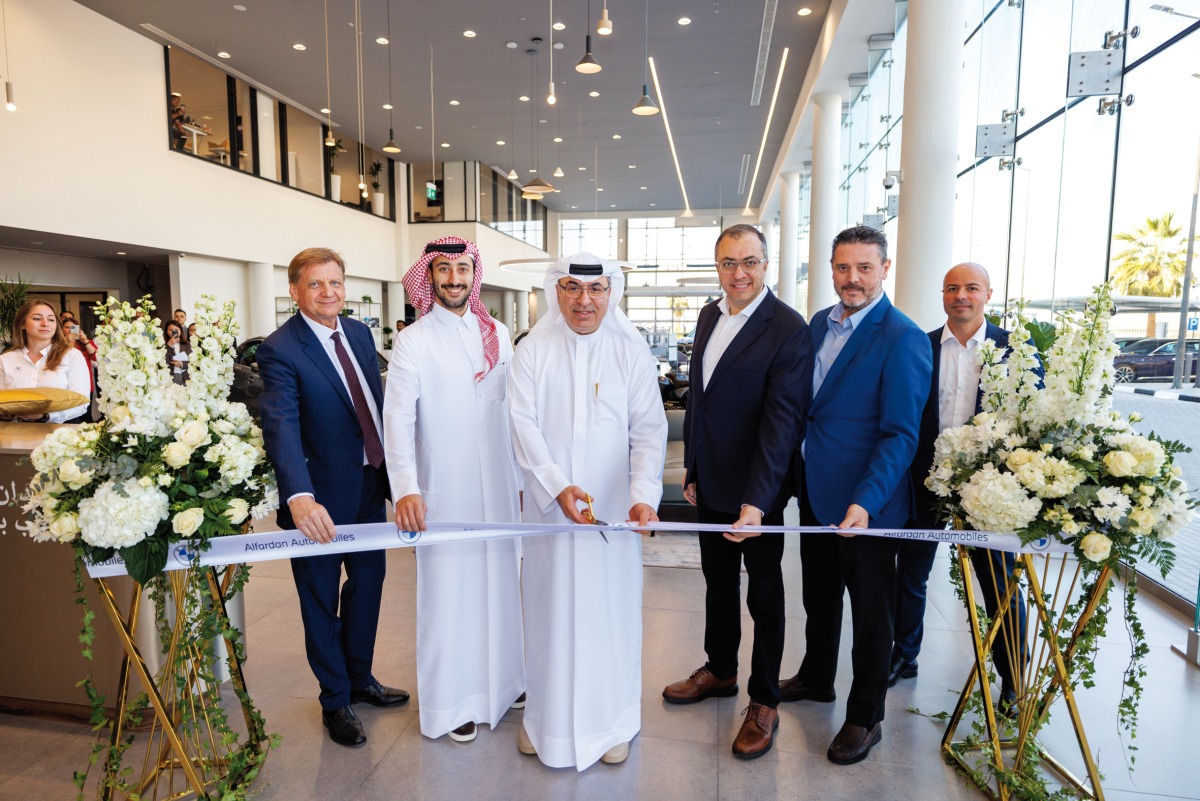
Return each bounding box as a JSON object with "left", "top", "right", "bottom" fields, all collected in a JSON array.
[{"left": 1109, "top": 211, "right": 1196, "bottom": 336}]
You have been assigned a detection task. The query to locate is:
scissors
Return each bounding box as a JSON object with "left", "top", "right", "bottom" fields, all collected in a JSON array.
[{"left": 583, "top": 495, "right": 608, "bottom": 543}]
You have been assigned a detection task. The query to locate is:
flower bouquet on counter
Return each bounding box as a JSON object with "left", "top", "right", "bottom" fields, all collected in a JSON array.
[
  {"left": 925, "top": 283, "right": 1195, "bottom": 794},
  {"left": 19, "top": 295, "right": 278, "bottom": 800},
  {"left": 22, "top": 295, "right": 277, "bottom": 581}
]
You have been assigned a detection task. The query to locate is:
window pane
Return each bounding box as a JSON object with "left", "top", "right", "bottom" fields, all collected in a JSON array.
[
  {"left": 284, "top": 110, "right": 324, "bottom": 197},
  {"left": 167, "top": 49, "right": 229, "bottom": 159}
]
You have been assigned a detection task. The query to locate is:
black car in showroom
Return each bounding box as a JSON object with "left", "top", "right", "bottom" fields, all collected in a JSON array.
[
  {"left": 230, "top": 336, "right": 389, "bottom": 416},
  {"left": 1112, "top": 339, "right": 1200, "bottom": 383}
]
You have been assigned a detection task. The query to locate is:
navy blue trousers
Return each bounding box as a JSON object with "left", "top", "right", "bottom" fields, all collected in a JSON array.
[{"left": 290, "top": 465, "right": 389, "bottom": 710}]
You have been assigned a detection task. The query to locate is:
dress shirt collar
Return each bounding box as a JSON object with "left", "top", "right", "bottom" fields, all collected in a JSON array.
[
  {"left": 429, "top": 301, "right": 478, "bottom": 330},
  {"left": 299, "top": 310, "right": 344, "bottom": 343},
  {"left": 718, "top": 284, "right": 769, "bottom": 320},
  {"left": 940, "top": 319, "right": 988, "bottom": 348},
  {"left": 828, "top": 291, "right": 886, "bottom": 333}
]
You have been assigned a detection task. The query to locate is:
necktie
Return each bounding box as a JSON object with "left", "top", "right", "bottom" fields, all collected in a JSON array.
[{"left": 331, "top": 331, "right": 385, "bottom": 469}]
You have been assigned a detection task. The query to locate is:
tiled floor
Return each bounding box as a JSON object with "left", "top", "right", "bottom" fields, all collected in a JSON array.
[{"left": 2, "top": 529, "right": 1197, "bottom": 800}]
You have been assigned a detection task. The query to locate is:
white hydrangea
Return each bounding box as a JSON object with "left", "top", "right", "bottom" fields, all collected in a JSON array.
[
  {"left": 959, "top": 464, "right": 1044, "bottom": 535},
  {"left": 76, "top": 479, "right": 170, "bottom": 549}
]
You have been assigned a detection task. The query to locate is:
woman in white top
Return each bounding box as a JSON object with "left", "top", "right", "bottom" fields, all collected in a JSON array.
[{"left": 0, "top": 299, "right": 91, "bottom": 423}]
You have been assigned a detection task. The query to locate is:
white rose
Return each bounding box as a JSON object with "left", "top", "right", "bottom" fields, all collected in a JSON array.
[
  {"left": 58, "top": 459, "right": 95, "bottom": 489},
  {"left": 1104, "top": 451, "right": 1138, "bottom": 477},
  {"left": 162, "top": 441, "right": 194, "bottom": 468},
  {"left": 172, "top": 507, "right": 206, "bottom": 537},
  {"left": 224, "top": 498, "right": 250, "bottom": 525},
  {"left": 110, "top": 406, "right": 132, "bottom": 426},
  {"left": 176, "top": 420, "right": 210, "bottom": 449},
  {"left": 1128, "top": 507, "right": 1156, "bottom": 535},
  {"left": 1079, "top": 532, "right": 1112, "bottom": 562},
  {"left": 158, "top": 474, "right": 173, "bottom": 487},
  {"left": 48, "top": 512, "right": 80, "bottom": 543}
]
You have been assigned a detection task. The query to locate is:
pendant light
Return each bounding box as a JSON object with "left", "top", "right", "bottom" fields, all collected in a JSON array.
[
  {"left": 381, "top": 0, "right": 400, "bottom": 152},
  {"left": 552, "top": 95, "right": 564, "bottom": 178},
  {"left": 353, "top": 0, "right": 368, "bottom": 198},
  {"left": 575, "top": 0, "right": 601, "bottom": 73},
  {"left": 546, "top": 0, "right": 557, "bottom": 104},
  {"left": 322, "top": 0, "right": 335, "bottom": 147},
  {"left": 428, "top": 42, "right": 439, "bottom": 202},
  {"left": 2, "top": 0, "right": 14, "bottom": 111},
  {"left": 631, "top": 0, "right": 659, "bottom": 115},
  {"left": 597, "top": 0, "right": 613, "bottom": 35},
  {"left": 521, "top": 40, "right": 554, "bottom": 196},
  {"left": 507, "top": 42, "right": 519, "bottom": 181}
]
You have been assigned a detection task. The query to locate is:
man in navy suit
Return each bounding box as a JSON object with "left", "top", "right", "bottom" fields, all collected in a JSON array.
[
  {"left": 892, "top": 262, "right": 1027, "bottom": 710},
  {"left": 661, "top": 224, "right": 812, "bottom": 760},
  {"left": 779, "top": 225, "right": 932, "bottom": 766},
  {"left": 257, "top": 247, "right": 409, "bottom": 748}
]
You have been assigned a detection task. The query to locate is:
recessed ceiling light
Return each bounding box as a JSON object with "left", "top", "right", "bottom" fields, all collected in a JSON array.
[
  {"left": 116, "top": 251, "right": 126, "bottom": 255},
  {"left": 797, "top": 7, "right": 813, "bottom": 16},
  {"left": 640, "top": 186, "right": 647, "bottom": 189},
  {"left": 611, "top": 204, "right": 617, "bottom": 207},
  {"left": 506, "top": 41, "right": 518, "bottom": 49},
  {"left": 376, "top": 37, "right": 389, "bottom": 44},
  {"left": 320, "top": 107, "right": 331, "bottom": 114},
  {"left": 628, "top": 164, "right": 636, "bottom": 168},
  {"left": 293, "top": 43, "right": 306, "bottom": 51},
  {"left": 649, "top": 203, "right": 656, "bottom": 206},
  {"left": 519, "top": 95, "right": 530, "bottom": 102},
  {"left": 449, "top": 99, "right": 460, "bottom": 105},
  {"left": 463, "top": 30, "right": 477, "bottom": 37},
  {"left": 578, "top": 166, "right": 587, "bottom": 170},
  {"left": 597, "top": 187, "right": 604, "bottom": 191},
  {"left": 678, "top": 16, "right": 691, "bottom": 25},
  {"left": 529, "top": 168, "right": 537, "bottom": 173},
  {"left": 441, "top": 142, "right": 450, "bottom": 148},
  {"left": 217, "top": 51, "right": 231, "bottom": 58},
  {"left": 553, "top": 136, "right": 563, "bottom": 143},
  {"left": 382, "top": 103, "right": 393, "bottom": 110},
  {"left": 496, "top": 139, "right": 506, "bottom": 145},
  {"left": 415, "top": 125, "right": 423, "bottom": 129},
  {"left": 589, "top": 91, "right": 600, "bottom": 97},
  {"left": 553, "top": 42, "right": 564, "bottom": 50},
  {"left": 612, "top": 134, "right": 622, "bottom": 139},
  {"left": 553, "top": 21, "right": 566, "bottom": 30},
  {"left": 233, "top": 4, "right": 246, "bottom": 10},
  {"left": 570, "top": 205, "right": 577, "bottom": 209}
]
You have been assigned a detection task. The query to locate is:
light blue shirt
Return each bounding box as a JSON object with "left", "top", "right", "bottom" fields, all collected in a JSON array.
[{"left": 812, "top": 291, "right": 887, "bottom": 397}]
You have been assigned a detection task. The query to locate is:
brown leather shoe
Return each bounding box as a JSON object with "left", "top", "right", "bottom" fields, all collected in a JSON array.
[
  {"left": 827, "top": 721, "right": 882, "bottom": 765},
  {"left": 778, "top": 671, "right": 836, "bottom": 703},
  {"left": 731, "top": 701, "right": 779, "bottom": 760},
  {"left": 662, "top": 666, "right": 738, "bottom": 705}
]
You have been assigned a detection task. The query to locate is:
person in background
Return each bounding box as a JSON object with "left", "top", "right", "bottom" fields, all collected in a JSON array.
[
  {"left": 187, "top": 322, "right": 198, "bottom": 342},
  {"left": 169, "top": 92, "right": 188, "bottom": 151},
  {"left": 0, "top": 299, "right": 91, "bottom": 423},
  {"left": 163, "top": 320, "right": 192, "bottom": 385},
  {"left": 174, "top": 309, "right": 189, "bottom": 340}
]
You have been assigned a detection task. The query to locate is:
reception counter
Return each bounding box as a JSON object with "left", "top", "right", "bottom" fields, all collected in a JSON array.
[{"left": 0, "top": 423, "right": 135, "bottom": 720}]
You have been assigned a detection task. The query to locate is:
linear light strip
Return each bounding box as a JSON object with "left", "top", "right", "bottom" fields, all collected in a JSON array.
[
  {"left": 648, "top": 56, "right": 691, "bottom": 214},
  {"left": 743, "top": 46, "right": 788, "bottom": 214}
]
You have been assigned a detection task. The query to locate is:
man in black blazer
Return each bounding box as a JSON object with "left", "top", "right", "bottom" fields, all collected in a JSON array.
[
  {"left": 662, "top": 224, "right": 812, "bottom": 760},
  {"left": 257, "top": 247, "right": 409, "bottom": 748},
  {"left": 893, "top": 262, "right": 1027, "bottom": 708}
]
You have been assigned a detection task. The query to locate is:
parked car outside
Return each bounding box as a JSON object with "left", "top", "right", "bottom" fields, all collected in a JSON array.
[
  {"left": 230, "top": 335, "right": 389, "bottom": 417},
  {"left": 1112, "top": 339, "right": 1200, "bottom": 383},
  {"left": 1117, "top": 337, "right": 1172, "bottom": 355}
]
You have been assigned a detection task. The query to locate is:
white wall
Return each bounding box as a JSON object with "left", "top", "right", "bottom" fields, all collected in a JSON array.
[
  {"left": 170, "top": 255, "right": 251, "bottom": 338},
  {"left": 0, "top": 250, "right": 134, "bottom": 301},
  {"left": 0, "top": 0, "right": 395, "bottom": 280}
]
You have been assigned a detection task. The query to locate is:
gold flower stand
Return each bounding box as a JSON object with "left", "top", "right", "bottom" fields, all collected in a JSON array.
[
  {"left": 91, "top": 565, "right": 267, "bottom": 800},
  {"left": 942, "top": 547, "right": 1109, "bottom": 801}
]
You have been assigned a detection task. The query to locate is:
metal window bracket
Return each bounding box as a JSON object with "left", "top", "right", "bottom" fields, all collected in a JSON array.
[
  {"left": 1067, "top": 49, "right": 1125, "bottom": 98},
  {"left": 1103, "top": 26, "right": 1140, "bottom": 50},
  {"left": 863, "top": 213, "right": 886, "bottom": 230},
  {"left": 976, "top": 122, "right": 1016, "bottom": 158},
  {"left": 1097, "top": 95, "right": 1135, "bottom": 115},
  {"left": 998, "top": 157, "right": 1023, "bottom": 171}
]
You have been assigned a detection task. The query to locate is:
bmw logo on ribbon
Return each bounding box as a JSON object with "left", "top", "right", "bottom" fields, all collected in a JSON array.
[
  {"left": 398, "top": 529, "right": 422, "bottom": 544},
  {"left": 173, "top": 543, "right": 197, "bottom": 566},
  {"left": 1029, "top": 537, "right": 1051, "bottom": 552}
]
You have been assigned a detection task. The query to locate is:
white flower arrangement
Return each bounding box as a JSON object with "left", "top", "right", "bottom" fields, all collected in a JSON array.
[{"left": 21, "top": 295, "right": 278, "bottom": 583}]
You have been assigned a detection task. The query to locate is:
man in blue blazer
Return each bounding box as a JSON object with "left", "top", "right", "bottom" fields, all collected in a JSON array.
[
  {"left": 893, "top": 262, "right": 1028, "bottom": 709},
  {"left": 779, "top": 225, "right": 932, "bottom": 766},
  {"left": 257, "top": 247, "right": 408, "bottom": 748},
  {"left": 662, "top": 224, "right": 812, "bottom": 761}
]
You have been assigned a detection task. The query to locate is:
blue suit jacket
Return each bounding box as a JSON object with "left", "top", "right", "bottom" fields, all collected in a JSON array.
[
  {"left": 804, "top": 294, "right": 932, "bottom": 528},
  {"left": 257, "top": 312, "right": 387, "bottom": 529},
  {"left": 684, "top": 289, "right": 813, "bottom": 516}
]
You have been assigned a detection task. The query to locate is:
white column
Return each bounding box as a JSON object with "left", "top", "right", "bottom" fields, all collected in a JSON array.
[
  {"left": 528, "top": 289, "right": 539, "bottom": 326},
  {"left": 256, "top": 95, "right": 278, "bottom": 181},
  {"left": 807, "top": 92, "right": 842, "bottom": 317},
  {"left": 501, "top": 290, "right": 516, "bottom": 335},
  {"left": 387, "top": 281, "right": 407, "bottom": 330},
  {"left": 247, "top": 262, "right": 274, "bottom": 337},
  {"left": 762, "top": 219, "right": 778, "bottom": 290},
  {"left": 895, "top": 0, "right": 964, "bottom": 330},
  {"left": 779, "top": 171, "right": 801, "bottom": 308},
  {"left": 516, "top": 290, "right": 530, "bottom": 332}
]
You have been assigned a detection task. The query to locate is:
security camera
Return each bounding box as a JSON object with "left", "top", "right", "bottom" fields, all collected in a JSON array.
[{"left": 882, "top": 175, "right": 896, "bottom": 190}]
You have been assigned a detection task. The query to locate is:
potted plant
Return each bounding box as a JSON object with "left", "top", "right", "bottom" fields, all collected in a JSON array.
[
  {"left": 0, "top": 274, "right": 31, "bottom": 352},
  {"left": 327, "top": 138, "right": 346, "bottom": 201},
  {"left": 368, "top": 160, "right": 385, "bottom": 216}
]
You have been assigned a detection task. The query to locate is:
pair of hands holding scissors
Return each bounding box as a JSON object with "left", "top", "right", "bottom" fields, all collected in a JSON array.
[{"left": 556, "top": 485, "right": 658, "bottom": 537}]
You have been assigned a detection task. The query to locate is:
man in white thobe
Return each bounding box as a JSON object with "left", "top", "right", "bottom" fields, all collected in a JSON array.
[
  {"left": 508, "top": 252, "right": 667, "bottom": 770},
  {"left": 383, "top": 236, "right": 525, "bottom": 744}
]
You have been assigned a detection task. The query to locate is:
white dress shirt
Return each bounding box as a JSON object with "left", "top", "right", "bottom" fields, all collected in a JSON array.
[
  {"left": 298, "top": 312, "right": 384, "bottom": 462},
  {"left": 0, "top": 346, "right": 91, "bottom": 423},
  {"left": 701, "top": 285, "right": 769, "bottom": 388},
  {"left": 938, "top": 321, "right": 988, "bottom": 432}
]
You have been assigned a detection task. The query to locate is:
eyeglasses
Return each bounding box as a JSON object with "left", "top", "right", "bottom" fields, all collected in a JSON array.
[
  {"left": 716, "top": 258, "right": 766, "bottom": 274},
  {"left": 556, "top": 280, "right": 611, "bottom": 299}
]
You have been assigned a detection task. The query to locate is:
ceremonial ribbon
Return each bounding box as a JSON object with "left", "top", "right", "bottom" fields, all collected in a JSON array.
[{"left": 83, "top": 520, "right": 1073, "bottom": 578}]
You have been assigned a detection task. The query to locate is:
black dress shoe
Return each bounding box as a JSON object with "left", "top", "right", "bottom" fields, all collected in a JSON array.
[
  {"left": 350, "top": 681, "right": 411, "bottom": 708},
  {"left": 778, "top": 672, "right": 836, "bottom": 703},
  {"left": 998, "top": 682, "right": 1018, "bottom": 717},
  {"left": 322, "top": 706, "right": 367, "bottom": 747},
  {"left": 886, "top": 655, "right": 918, "bottom": 687},
  {"left": 827, "top": 721, "right": 882, "bottom": 765}
]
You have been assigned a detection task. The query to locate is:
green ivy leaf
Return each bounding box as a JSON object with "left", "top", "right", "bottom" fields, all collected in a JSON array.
[{"left": 119, "top": 539, "right": 169, "bottom": 585}]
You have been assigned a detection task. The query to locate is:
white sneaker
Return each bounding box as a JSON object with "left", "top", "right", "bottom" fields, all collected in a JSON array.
[
  {"left": 517, "top": 726, "right": 537, "bottom": 756},
  {"left": 510, "top": 692, "right": 527, "bottom": 709},
  {"left": 600, "top": 741, "right": 630, "bottom": 764},
  {"left": 448, "top": 721, "right": 477, "bottom": 743}
]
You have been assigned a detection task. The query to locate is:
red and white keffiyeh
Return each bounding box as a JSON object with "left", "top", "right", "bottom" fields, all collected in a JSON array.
[{"left": 402, "top": 235, "right": 500, "bottom": 382}]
